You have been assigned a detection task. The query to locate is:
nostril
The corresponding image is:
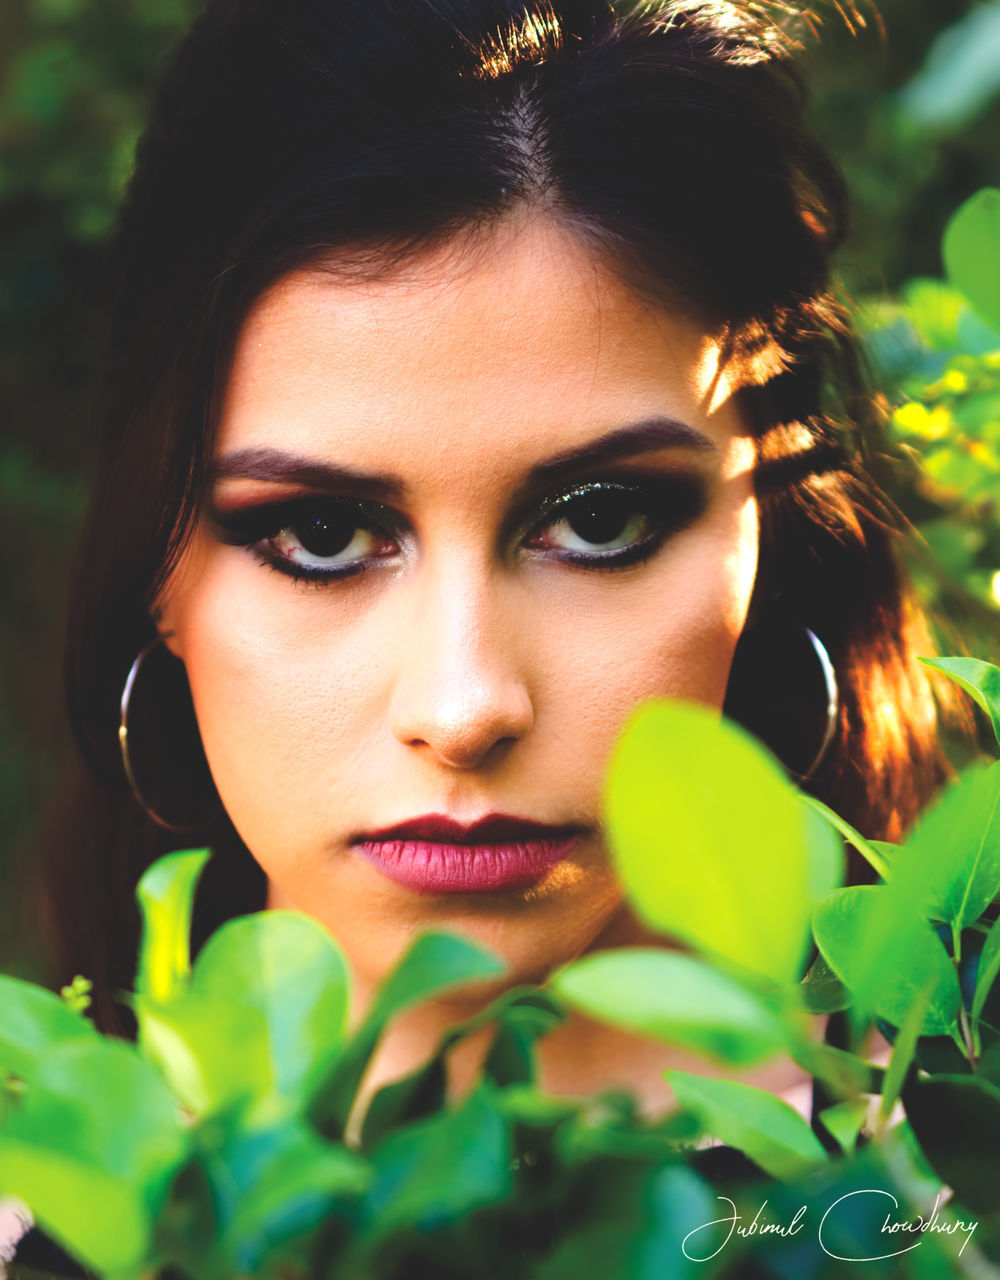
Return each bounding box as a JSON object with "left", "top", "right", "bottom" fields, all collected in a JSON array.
[{"left": 390, "top": 678, "right": 534, "bottom": 768}]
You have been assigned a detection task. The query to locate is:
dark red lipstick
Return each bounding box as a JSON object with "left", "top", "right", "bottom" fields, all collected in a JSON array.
[{"left": 353, "top": 812, "right": 584, "bottom": 893}]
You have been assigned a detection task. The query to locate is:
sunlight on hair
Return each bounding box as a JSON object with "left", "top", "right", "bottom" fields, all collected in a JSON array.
[
  {"left": 473, "top": 4, "right": 564, "bottom": 79},
  {"left": 637, "top": 0, "right": 875, "bottom": 61},
  {"left": 640, "top": 0, "right": 805, "bottom": 62}
]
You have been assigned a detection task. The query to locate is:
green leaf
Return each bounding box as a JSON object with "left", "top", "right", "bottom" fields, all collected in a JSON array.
[
  {"left": 920, "top": 656, "right": 1000, "bottom": 751},
  {"left": 973, "top": 913, "right": 1000, "bottom": 1023},
  {"left": 185, "top": 1115, "right": 370, "bottom": 1279},
  {"left": 0, "top": 1139, "right": 151, "bottom": 1276},
  {"left": 0, "top": 1038, "right": 188, "bottom": 1276},
  {"left": 362, "top": 1086, "right": 511, "bottom": 1233},
  {"left": 135, "top": 849, "right": 211, "bottom": 1003},
  {"left": 308, "top": 930, "right": 505, "bottom": 1139},
  {"left": 900, "top": 9, "right": 1000, "bottom": 131},
  {"left": 359, "top": 1054, "right": 448, "bottom": 1153},
  {"left": 880, "top": 981, "right": 935, "bottom": 1123},
  {"left": 605, "top": 700, "right": 835, "bottom": 984},
  {"left": 904, "top": 761, "right": 1000, "bottom": 939},
  {"left": 957, "top": 305, "right": 1000, "bottom": 355},
  {"left": 3, "top": 1038, "right": 185, "bottom": 1192},
  {"left": 800, "top": 795, "right": 891, "bottom": 879},
  {"left": 366, "top": 931, "right": 506, "bottom": 1027},
  {"left": 190, "top": 910, "right": 351, "bottom": 1102},
  {"left": 813, "top": 886, "right": 961, "bottom": 1032},
  {"left": 551, "top": 948, "right": 788, "bottom": 1066},
  {"left": 903, "top": 1073, "right": 1000, "bottom": 1216},
  {"left": 801, "top": 953, "right": 850, "bottom": 1014},
  {"left": 665, "top": 1070, "right": 827, "bottom": 1180},
  {"left": 817, "top": 1099, "right": 868, "bottom": 1156},
  {"left": 802, "top": 801, "right": 844, "bottom": 902},
  {"left": 0, "top": 975, "right": 97, "bottom": 1082},
  {"left": 944, "top": 189, "right": 1000, "bottom": 333},
  {"left": 482, "top": 1000, "right": 561, "bottom": 1087},
  {"left": 533, "top": 1163, "right": 716, "bottom": 1280},
  {"left": 901, "top": 278, "right": 964, "bottom": 350},
  {"left": 790, "top": 1041, "right": 882, "bottom": 1099},
  {"left": 136, "top": 995, "right": 273, "bottom": 1117}
]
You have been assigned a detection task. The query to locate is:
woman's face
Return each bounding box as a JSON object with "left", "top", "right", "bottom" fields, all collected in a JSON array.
[{"left": 157, "top": 215, "right": 759, "bottom": 999}]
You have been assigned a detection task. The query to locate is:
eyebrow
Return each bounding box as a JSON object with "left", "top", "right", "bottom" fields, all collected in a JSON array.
[
  {"left": 209, "top": 449, "right": 408, "bottom": 502},
  {"left": 523, "top": 417, "right": 716, "bottom": 488},
  {"left": 210, "top": 417, "right": 715, "bottom": 500}
]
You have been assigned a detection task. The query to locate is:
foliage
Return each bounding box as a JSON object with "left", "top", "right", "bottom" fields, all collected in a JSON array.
[
  {"left": 4, "top": 685, "right": 1000, "bottom": 1277},
  {"left": 856, "top": 187, "right": 1000, "bottom": 633}
]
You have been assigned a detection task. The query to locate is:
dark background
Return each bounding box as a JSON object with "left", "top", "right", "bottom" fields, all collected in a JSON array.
[{"left": 2, "top": 0, "right": 999, "bottom": 978}]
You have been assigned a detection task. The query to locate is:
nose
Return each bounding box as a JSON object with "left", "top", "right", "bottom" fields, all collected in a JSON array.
[{"left": 388, "top": 564, "right": 535, "bottom": 769}]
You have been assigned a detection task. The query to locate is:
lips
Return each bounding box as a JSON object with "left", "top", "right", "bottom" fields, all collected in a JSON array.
[{"left": 352, "top": 812, "right": 585, "bottom": 894}]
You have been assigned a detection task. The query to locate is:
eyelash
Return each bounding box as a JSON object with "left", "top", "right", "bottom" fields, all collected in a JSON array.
[{"left": 209, "top": 476, "right": 708, "bottom": 586}]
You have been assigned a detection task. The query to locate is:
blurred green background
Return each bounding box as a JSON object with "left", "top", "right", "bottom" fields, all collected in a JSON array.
[{"left": 2, "top": 0, "right": 999, "bottom": 977}]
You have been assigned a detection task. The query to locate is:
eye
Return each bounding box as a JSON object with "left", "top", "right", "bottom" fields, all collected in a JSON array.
[
  {"left": 210, "top": 497, "right": 401, "bottom": 583},
  {"left": 523, "top": 478, "right": 707, "bottom": 568}
]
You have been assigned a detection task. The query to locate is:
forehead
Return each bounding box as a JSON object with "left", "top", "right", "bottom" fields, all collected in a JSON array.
[{"left": 215, "top": 214, "right": 747, "bottom": 478}]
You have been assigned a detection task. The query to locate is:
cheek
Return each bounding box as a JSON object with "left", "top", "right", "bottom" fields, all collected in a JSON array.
[
  {"left": 532, "top": 483, "right": 758, "bottom": 743},
  {"left": 167, "top": 553, "right": 394, "bottom": 855}
]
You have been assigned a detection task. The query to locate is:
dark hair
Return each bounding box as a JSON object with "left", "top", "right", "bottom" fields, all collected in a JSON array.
[{"left": 46, "top": 0, "right": 959, "bottom": 1031}]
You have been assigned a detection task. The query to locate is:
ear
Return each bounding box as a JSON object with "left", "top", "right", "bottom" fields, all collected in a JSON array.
[{"left": 150, "top": 598, "right": 185, "bottom": 659}]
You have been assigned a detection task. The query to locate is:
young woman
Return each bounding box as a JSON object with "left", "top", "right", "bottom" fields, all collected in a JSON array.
[{"left": 42, "top": 0, "right": 954, "bottom": 1113}]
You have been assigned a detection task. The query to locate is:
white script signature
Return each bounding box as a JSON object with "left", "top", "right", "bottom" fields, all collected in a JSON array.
[{"left": 681, "top": 1191, "right": 978, "bottom": 1262}]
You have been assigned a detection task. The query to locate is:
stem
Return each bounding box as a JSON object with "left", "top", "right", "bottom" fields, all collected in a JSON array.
[{"left": 958, "top": 1000, "right": 978, "bottom": 1068}]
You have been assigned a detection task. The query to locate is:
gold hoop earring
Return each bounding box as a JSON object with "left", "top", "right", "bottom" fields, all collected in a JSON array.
[
  {"left": 119, "top": 633, "right": 223, "bottom": 832},
  {"left": 724, "top": 618, "right": 840, "bottom": 784},
  {"left": 798, "top": 626, "right": 839, "bottom": 783}
]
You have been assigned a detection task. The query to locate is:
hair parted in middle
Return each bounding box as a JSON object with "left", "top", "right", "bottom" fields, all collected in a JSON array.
[{"left": 50, "top": 0, "right": 961, "bottom": 1028}]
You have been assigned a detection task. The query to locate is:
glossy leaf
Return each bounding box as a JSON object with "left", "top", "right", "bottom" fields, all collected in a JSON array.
[
  {"left": 800, "top": 953, "right": 850, "bottom": 1014},
  {"left": 190, "top": 910, "right": 351, "bottom": 1101},
  {"left": 818, "top": 1099, "right": 868, "bottom": 1156},
  {"left": 800, "top": 795, "right": 891, "bottom": 880},
  {"left": 802, "top": 801, "right": 844, "bottom": 903},
  {"left": 0, "top": 1037, "right": 187, "bottom": 1275},
  {"left": 3, "top": 1038, "right": 185, "bottom": 1190},
  {"left": 944, "top": 188, "right": 1000, "bottom": 332},
  {"left": 665, "top": 1071, "right": 827, "bottom": 1180},
  {"left": 920, "top": 655, "right": 1000, "bottom": 750},
  {"left": 0, "top": 975, "right": 97, "bottom": 1082},
  {"left": 605, "top": 700, "right": 832, "bottom": 985},
  {"left": 973, "top": 913, "right": 1000, "bottom": 1023},
  {"left": 309, "top": 930, "right": 505, "bottom": 1138},
  {"left": 551, "top": 948, "right": 788, "bottom": 1066},
  {"left": 190, "top": 1115, "right": 370, "bottom": 1278},
  {"left": 362, "top": 1086, "right": 511, "bottom": 1233},
  {"left": 880, "top": 982, "right": 935, "bottom": 1123},
  {"left": 903, "top": 761, "right": 1000, "bottom": 938},
  {"left": 135, "top": 848, "right": 211, "bottom": 1003},
  {"left": 813, "top": 886, "right": 961, "bottom": 1031},
  {"left": 791, "top": 1041, "right": 882, "bottom": 1100},
  {"left": 904, "top": 1073, "right": 1000, "bottom": 1216},
  {"left": 136, "top": 995, "right": 273, "bottom": 1116},
  {"left": 481, "top": 1000, "right": 563, "bottom": 1087},
  {"left": 0, "top": 1139, "right": 151, "bottom": 1276},
  {"left": 366, "top": 931, "right": 506, "bottom": 1026},
  {"left": 534, "top": 1163, "right": 715, "bottom": 1280},
  {"left": 359, "top": 1053, "right": 448, "bottom": 1153}
]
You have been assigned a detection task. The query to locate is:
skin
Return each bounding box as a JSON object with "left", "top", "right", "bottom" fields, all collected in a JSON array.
[{"left": 157, "top": 212, "right": 774, "bottom": 1111}]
